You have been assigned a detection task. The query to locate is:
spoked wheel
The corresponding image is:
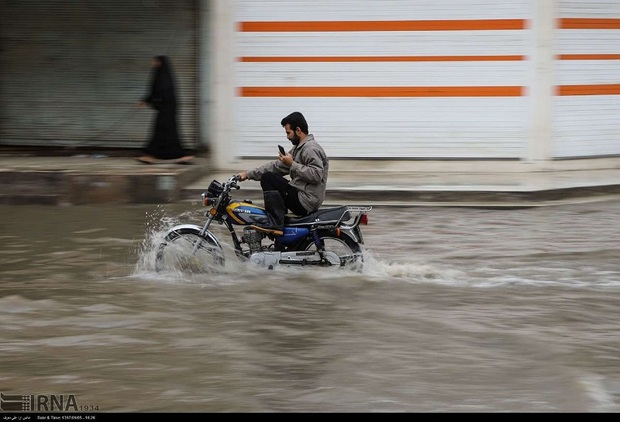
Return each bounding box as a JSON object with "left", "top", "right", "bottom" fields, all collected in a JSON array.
[
  {"left": 155, "top": 228, "right": 225, "bottom": 273},
  {"left": 301, "top": 232, "right": 364, "bottom": 271}
]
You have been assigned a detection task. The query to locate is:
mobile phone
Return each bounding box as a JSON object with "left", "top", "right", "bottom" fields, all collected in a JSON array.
[{"left": 278, "top": 145, "right": 286, "bottom": 155}]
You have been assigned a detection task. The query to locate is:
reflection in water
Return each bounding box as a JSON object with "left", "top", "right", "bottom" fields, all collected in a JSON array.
[{"left": 1, "top": 201, "right": 620, "bottom": 412}]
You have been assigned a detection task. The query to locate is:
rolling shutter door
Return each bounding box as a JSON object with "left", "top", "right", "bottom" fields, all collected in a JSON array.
[
  {"left": 235, "top": 0, "right": 531, "bottom": 159},
  {"left": 554, "top": 0, "right": 620, "bottom": 158},
  {"left": 0, "top": 0, "right": 198, "bottom": 149}
]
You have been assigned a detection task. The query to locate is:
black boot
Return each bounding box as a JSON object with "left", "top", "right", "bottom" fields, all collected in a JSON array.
[{"left": 261, "top": 190, "right": 285, "bottom": 236}]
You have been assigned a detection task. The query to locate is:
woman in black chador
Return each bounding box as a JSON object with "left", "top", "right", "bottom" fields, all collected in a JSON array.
[{"left": 137, "top": 55, "right": 194, "bottom": 164}]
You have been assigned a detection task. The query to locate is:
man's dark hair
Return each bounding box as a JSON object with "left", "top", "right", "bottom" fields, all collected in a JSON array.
[{"left": 281, "top": 112, "right": 308, "bottom": 134}]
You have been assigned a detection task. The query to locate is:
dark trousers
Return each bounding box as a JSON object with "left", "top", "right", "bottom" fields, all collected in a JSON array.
[{"left": 260, "top": 172, "right": 309, "bottom": 216}]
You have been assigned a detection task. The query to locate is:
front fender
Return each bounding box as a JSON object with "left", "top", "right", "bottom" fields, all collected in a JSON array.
[{"left": 163, "top": 224, "right": 224, "bottom": 250}]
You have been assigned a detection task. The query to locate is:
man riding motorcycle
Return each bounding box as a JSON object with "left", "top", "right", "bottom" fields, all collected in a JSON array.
[{"left": 238, "top": 111, "right": 329, "bottom": 236}]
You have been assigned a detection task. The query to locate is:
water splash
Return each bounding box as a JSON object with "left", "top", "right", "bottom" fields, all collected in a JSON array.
[
  {"left": 133, "top": 205, "right": 182, "bottom": 276},
  {"left": 358, "top": 249, "right": 468, "bottom": 285}
]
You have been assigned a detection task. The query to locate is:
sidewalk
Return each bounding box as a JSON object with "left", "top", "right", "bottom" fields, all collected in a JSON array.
[
  {"left": 0, "top": 155, "right": 208, "bottom": 205},
  {"left": 186, "top": 169, "right": 620, "bottom": 208},
  {"left": 2, "top": 153, "right": 620, "bottom": 207}
]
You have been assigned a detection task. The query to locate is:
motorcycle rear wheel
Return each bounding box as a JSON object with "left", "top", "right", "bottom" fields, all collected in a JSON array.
[
  {"left": 155, "top": 228, "right": 225, "bottom": 273},
  {"left": 300, "top": 232, "right": 364, "bottom": 271}
]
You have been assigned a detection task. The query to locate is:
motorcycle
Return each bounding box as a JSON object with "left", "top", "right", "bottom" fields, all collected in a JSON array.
[{"left": 155, "top": 175, "right": 372, "bottom": 272}]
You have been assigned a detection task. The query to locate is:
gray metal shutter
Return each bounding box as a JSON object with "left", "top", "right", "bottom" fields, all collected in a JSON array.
[{"left": 0, "top": 0, "right": 198, "bottom": 150}]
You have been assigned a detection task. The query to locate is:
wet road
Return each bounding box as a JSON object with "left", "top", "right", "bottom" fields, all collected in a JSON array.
[{"left": 1, "top": 200, "right": 620, "bottom": 412}]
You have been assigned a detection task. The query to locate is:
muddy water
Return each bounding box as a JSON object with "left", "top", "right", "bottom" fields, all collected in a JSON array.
[{"left": 1, "top": 200, "right": 620, "bottom": 412}]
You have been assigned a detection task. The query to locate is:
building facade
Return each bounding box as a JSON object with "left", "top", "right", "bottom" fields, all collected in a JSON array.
[{"left": 1, "top": 1, "right": 619, "bottom": 174}]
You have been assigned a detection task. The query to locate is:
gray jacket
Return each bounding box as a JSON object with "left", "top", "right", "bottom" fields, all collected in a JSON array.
[{"left": 246, "top": 134, "right": 329, "bottom": 213}]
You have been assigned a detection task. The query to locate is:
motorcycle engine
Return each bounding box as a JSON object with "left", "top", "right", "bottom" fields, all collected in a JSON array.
[
  {"left": 249, "top": 252, "right": 280, "bottom": 268},
  {"left": 242, "top": 227, "right": 263, "bottom": 254}
]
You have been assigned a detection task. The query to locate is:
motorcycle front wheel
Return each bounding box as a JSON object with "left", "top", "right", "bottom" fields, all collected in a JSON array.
[
  {"left": 300, "top": 232, "right": 364, "bottom": 271},
  {"left": 155, "top": 228, "right": 225, "bottom": 273}
]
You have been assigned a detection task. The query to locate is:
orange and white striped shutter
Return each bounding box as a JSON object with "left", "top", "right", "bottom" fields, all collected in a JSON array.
[
  {"left": 234, "top": 0, "right": 532, "bottom": 159},
  {"left": 554, "top": 1, "right": 620, "bottom": 158}
]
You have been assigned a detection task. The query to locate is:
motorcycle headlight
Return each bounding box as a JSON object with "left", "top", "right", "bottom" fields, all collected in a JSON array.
[{"left": 206, "top": 180, "right": 224, "bottom": 197}]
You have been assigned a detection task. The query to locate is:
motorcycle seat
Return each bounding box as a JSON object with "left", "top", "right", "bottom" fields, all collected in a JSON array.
[{"left": 285, "top": 206, "right": 351, "bottom": 226}]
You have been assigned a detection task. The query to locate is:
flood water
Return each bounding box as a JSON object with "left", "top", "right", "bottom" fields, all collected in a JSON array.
[{"left": 1, "top": 199, "right": 620, "bottom": 412}]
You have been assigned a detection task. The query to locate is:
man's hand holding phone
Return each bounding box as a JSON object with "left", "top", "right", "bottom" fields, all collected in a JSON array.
[{"left": 278, "top": 145, "right": 293, "bottom": 167}]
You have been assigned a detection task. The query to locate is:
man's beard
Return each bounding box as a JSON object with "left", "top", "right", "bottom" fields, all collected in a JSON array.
[{"left": 291, "top": 133, "right": 300, "bottom": 145}]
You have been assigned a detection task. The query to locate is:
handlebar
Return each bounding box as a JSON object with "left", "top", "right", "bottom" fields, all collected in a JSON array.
[{"left": 226, "top": 175, "right": 241, "bottom": 190}]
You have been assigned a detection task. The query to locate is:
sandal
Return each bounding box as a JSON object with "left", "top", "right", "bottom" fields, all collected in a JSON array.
[{"left": 136, "top": 156, "right": 156, "bottom": 164}]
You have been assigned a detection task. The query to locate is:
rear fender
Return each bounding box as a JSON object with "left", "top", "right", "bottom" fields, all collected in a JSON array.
[
  {"left": 337, "top": 206, "right": 371, "bottom": 244},
  {"left": 338, "top": 225, "right": 364, "bottom": 245}
]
